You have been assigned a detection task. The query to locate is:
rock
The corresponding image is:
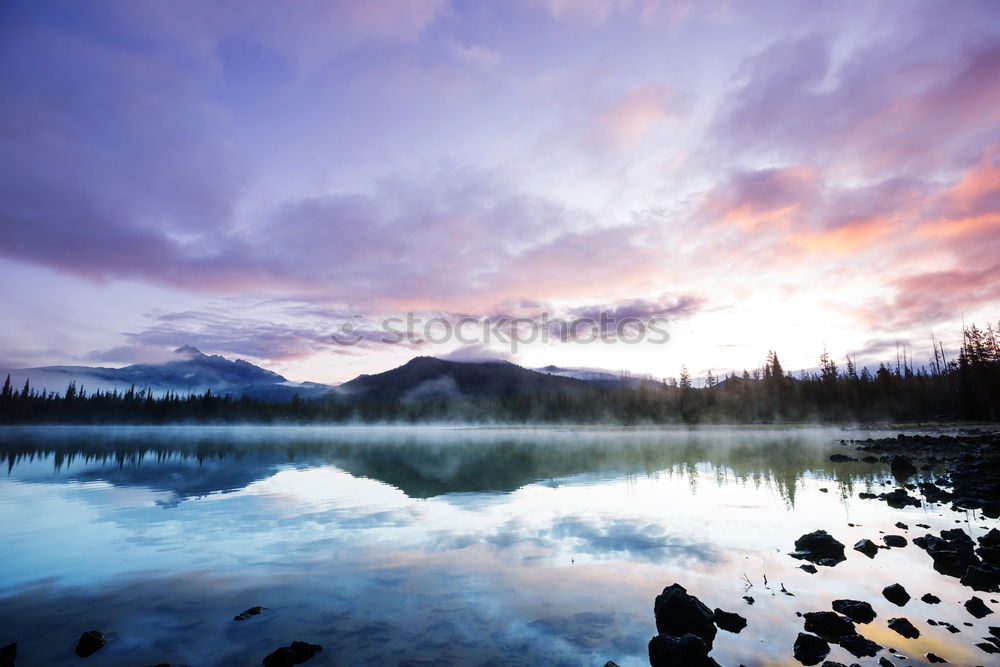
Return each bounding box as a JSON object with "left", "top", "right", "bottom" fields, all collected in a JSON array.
[
  {"left": 653, "top": 584, "right": 716, "bottom": 644},
  {"left": 603, "top": 662, "right": 620, "bottom": 667},
  {"left": 742, "top": 596, "right": 754, "bottom": 605},
  {"left": 853, "top": 539, "right": 879, "bottom": 558},
  {"left": 883, "top": 535, "right": 907, "bottom": 548},
  {"left": 820, "top": 663, "right": 848, "bottom": 667},
  {"left": 879, "top": 488, "right": 920, "bottom": 508},
  {"left": 889, "top": 455, "right": 918, "bottom": 481},
  {"left": 926, "top": 653, "right": 948, "bottom": 663},
  {"left": 800, "top": 564, "right": 817, "bottom": 574},
  {"left": 819, "top": 487, "right": 828, "bottom": 493},
  {"left": 961, "top": 564, "right": 1000, "bottom": 592},
  {"left": 979, "top": 528, "right": 1000, "bottom": 548},
  {"left": 914, "top": 532, "right": 980, "bottom": 577},
  {"left": 792, "top": 530, "right": 847, "bottom": 566},
  {"left": 978, "top": 529, "right": 1000, "bottom": 565},
  {"left": 918, "top": 482, "right": 952, "bottom": 502},
  {"left": 977, "top": 641, "right": 1000, "bottom": 654},
  {"left": 990, "top": 625, "right": 1000, "bottom": 639},
  {"left": 829, "top": 454, "right": 857, "bottom": 462},
  {"left": 712, "top": 608, "right": 747, "bottom": 633},
  {"left": 965, "top": 596, "right": 994, "bottom": 618},
  {"left": 921, "top": 593, "right": 941, "bottom": 604},
  {"left": 887, "top": 617, "right": 920, "bottom": 638},
  {"left": 837, "top": 633, "right": 881, "bottom": 658},
  {"left": 802, "top": 612, "right": 855, "bottom": 639},
  {"left": 262, "top": 641, "right": 323, "bottom": 667},
  {"left": 74, "top": 631, "right": 106, "bottom": 658},
  {"left": 793, "top": 633, "right": 829, "bottom": 666},
  {"left": 832, "top": 599, "right": 876, "bottom": 624},
  {"left": 895, "top": 522, "right": 909, "bottom": 530},
  {"left": 0, "top": 643, "right": 14, "bottom": 667},
  {"left": 859, "top": 492, "right": 878, "bottom": 499},
  {"left": 882, "top": 583, "right": 910, "bottom": 606},
  {"left": 234, "top": 605, "right": 266, "bottom": 621},
  {"left": 648, "top": 633, "right": 720, "bottom": 667},
  {"left": 878, "top": 659, "right": 892, "bottom": 667}
]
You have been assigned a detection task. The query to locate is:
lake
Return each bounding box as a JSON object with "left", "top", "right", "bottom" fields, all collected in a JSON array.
[{"left": 0, "top": 426, "right": 993, "bottom": 666}]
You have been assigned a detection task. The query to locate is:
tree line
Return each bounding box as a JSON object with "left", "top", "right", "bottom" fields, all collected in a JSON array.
[{"left": 1, "top": 322, "right": 997, "bottom": 425}]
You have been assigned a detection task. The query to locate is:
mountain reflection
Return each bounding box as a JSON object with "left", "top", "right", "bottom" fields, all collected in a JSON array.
[{"left": 0, "top": 426, "right": 891, "bottom": 506}]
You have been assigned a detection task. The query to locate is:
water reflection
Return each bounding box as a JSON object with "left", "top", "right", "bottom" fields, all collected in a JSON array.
[
  {"left": 0, "top": 426, "right": 994, "bottom": 666},
  {"left": 1, "top": 426, "right": 890, "bottom": 504}
]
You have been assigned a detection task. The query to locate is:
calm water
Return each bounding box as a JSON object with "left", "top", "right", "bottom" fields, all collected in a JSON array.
[{"left": 0, "top": 426, "right": 993, "bottom": 666}]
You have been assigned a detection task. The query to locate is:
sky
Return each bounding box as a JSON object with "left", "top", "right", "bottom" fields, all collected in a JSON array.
[{"left": 1, "top": 0, "right": 999, "bottom": 384}]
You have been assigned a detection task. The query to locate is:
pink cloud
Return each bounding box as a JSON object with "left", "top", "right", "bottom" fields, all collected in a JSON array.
[{"left": 598, "top": 84, "right": 681, "bottom": 148}]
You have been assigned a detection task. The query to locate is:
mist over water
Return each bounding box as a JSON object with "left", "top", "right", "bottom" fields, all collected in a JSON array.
[{"left": 0, "top": 426, "right": 994, "bottom": 666}]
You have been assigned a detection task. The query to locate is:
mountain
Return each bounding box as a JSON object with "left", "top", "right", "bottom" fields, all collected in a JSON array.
[
  {"left": 336, "top": 356, "right": 599, "bottom": 403},
  {"left": 535, "top": 364, "right": 624, "bottom": 389},
  {"left": 536, "top": 364, "right": 663, "bottom": 391},
  {"left": 12, "top": 346, "right": 332, "bottom": 400}
]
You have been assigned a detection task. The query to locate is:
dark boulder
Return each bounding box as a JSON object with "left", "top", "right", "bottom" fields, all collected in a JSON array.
[
  {"left": 882, "top": 583, "right": 910, "bottom": 606},
  {"left": 879, "top": 488, "right": 920, "bottom": 508},
  {"left": 914, "top": 532, "right": 979, "bottom": 577},
  {"left": 712, "top": 608, "right": 746, "bottom": 633},
  {"left": 800, "top": 564, "right": 818, "bottom": 574},
  {"left": 829, "top": 454, "right": 857, "bottom": 462},
  {"left": 965, "top": 596, "right": 994, "bottom": 618},
  {"left": 921, "top": 593, "right": 941, "bottom": 604},
  {"left": 832, "top": 599, "right": 876, "bottom": 624},
  {"left": 887, "top": 617, "right": 920, "bottom": 639},
  {"left": 74, "top": 631, "right": 106, "bottom": 658},
  {"left": 234, "top": 606, "right": 266, "bottom": 621},
  {"left": 889, "top": 455, "right": 918, "bottom": 481},
  {"left": 883, "top": 535, "right": 907, "bottom": 548},
  {"left": 977, "top": 528, "right": 1000, "bottom": 565},
  {"left": 837, "top": 633, "right": 881, "bottom": 658},
  {"left": 961, "top": 564, "right": 1000, "bottom": 592},
  {"left": 0, "top": 643, "right": 14, "bottom": 667},
  {"left": 653, "top": 584, "right": 716, "bottom": 644},
  {"left": 853, "top": 539, "right": 878, "bottom": 559},
  {"left": 792, "top": 633, "right": 829, "bottom": 666},
  {"left": 803, "top": 612, "right": 855, "bottom": 639},
  {"left": 976, "top": 641, "right": 1000, "bottom": 654},
  {"left": 262, "top": 641, "right": 324, "bottom": 667},
  {"left": 926, "top": 653, "right": 948, "bottom": 663},
  {"left": 792, "top": 531, "right": 846, "bottom": 566},
  {"left": 648, "top": 633, "right": 720, "bottom": 667},
  {"left": 918, "top": 482, "right": 952, "bottom": 503}
]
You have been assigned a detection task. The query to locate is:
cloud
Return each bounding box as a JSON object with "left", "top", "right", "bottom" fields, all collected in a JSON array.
[
  {"left": 700, "top": 166, "right": 819, "bottom": 231},
  {"left": 715, "top": 31, "right": 1000, "bottom": 175},
  {"left": 448, "top": 41, "right": 502, "bottom": 67},
  {"left": 527, "top": 0, "right": 698, "bottom": 26},
  {"left": 122, "top": 310, "right": 338, "bottom": 362},
  {"left": 439, "top": 345, "right": 514, "bottom": 363},
  {"left": 597, "top": 84, "right": 682, "bottom": 148},
  {"left": 83, "top": 345, "right": 187, "bottom": 365}
]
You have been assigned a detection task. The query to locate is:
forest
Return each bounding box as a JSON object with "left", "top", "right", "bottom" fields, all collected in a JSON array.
[{"left": 1, "top": 322, "right": 997, "bottom": 425}]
